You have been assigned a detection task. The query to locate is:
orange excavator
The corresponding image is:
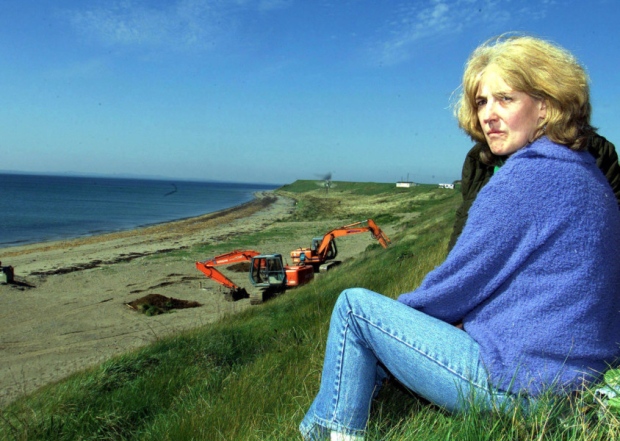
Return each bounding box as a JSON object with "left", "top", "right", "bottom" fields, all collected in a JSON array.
[
  {"left": 195, "top": 250, "right": 314, "bottom": 304},
  {"left": 290, "top": 219, "right": 391, "bottom": 272}
]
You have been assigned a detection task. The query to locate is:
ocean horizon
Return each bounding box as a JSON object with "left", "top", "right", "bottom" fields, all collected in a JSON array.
[{"left": 0, "top": 173, "right": 279, "bottom": 248}]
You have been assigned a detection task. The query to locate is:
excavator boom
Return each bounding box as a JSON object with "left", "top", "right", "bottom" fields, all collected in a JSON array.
[
  {"left": 201, "top": 249, "right": 261, "bottom": 267},
  {"left": 194, "top": 263, "right": 238, "bottom": 290},
  {"left": 195, "top": 250, "right": 262, "bottom": 300},
  {"left": 315, "top": 219, "right": 391, "bottom": 256},
  {"left": 291, "top": 219, "right": 391, "bottom": 267}
]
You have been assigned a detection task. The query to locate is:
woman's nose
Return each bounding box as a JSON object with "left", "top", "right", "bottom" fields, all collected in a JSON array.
[{"left": 480, "top": 101, "right": 498, "bottom": 124}]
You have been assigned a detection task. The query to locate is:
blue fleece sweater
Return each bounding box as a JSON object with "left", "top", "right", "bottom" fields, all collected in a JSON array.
[{"left": 398, "top": 137, "right": 620, "bottom": 395}]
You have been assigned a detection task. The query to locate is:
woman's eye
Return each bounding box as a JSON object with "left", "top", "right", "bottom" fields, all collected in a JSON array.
[
  {"left": 476, "top": 99, "right": 486, "bottom": 107},
  {"left": 501, "top": 95, "right": 512, "bottom": 102}
]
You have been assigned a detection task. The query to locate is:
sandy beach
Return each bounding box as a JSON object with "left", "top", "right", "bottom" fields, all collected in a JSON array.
[{"left": 0, "top": 192, "right": 303, "bottom": 407}]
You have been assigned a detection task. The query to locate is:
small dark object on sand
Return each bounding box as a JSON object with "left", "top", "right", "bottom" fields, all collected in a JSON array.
[{"left": 1, "top": 263, "right": 15, "bottom": 284}]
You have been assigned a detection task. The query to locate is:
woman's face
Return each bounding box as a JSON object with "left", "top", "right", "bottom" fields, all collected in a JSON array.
[{"left": 476, "top": 66, "right": 547, "bottom": 156}]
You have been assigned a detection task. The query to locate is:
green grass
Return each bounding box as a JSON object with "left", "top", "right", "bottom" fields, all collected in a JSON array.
[
  {"left": 277, "top": 180, "right": 455, "bottom": 223},
  {"left": 1, "top": 182, "right": 619, "bottom": 440}
]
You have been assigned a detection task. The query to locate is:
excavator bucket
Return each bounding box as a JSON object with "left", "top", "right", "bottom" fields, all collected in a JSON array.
[
  {"left": 225, "top": 287, "right": 249, "bottom": 302},
  {"left": 367, "top": 219, "right": 391, "bottom": 248}
]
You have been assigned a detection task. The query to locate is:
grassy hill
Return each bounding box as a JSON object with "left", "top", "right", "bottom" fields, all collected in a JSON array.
[{"left": 1, "top": 181, "right": 618, "bottom": 440}]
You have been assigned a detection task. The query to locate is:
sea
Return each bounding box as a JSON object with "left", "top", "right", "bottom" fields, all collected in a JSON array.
[{"left": 0, "top": 173, "right": 279, "bottom": 248}]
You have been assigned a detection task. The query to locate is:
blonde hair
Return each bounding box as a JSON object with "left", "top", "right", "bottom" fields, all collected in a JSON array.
[{"left": 455, "top": 34, "right": 594, "bottom": 162}]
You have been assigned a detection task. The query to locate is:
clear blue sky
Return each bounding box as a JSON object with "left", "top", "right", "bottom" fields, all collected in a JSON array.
[{"left": 1, "top": 0, "right": 618, "bottom": 185}]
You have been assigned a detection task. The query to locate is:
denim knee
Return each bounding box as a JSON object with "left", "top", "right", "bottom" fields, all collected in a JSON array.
[{"left": 335, "top": 288, "right": 370, "bottom": 314}]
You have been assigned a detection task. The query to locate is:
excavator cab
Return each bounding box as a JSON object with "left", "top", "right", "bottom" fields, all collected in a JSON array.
[
  {"left": 249, "top": 254, "right": 286, "bottom": 288},
  {"left": 310, "top": 237, "right": 337, "bottom": 261}
]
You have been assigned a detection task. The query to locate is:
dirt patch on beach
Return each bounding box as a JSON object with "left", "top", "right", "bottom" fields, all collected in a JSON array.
[{"left": 125, "top": 293, "right": 202, "bottom": 315}]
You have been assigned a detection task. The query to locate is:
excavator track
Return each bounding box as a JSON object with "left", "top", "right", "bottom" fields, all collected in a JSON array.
[
  {"left": 318, "top": 260, "right": 341, "bottom": 273},
  {"left": 249, "top": 291, "right": 264, "bottom": 305}
]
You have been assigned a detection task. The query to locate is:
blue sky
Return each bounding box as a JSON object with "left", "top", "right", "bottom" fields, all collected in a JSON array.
[{"left": 1, "top": 0, "right": 618, "bottom": 185}]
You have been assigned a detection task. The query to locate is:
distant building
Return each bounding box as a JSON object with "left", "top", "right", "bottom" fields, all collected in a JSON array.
[
  {"left": 396, "top": 181, "right": 415, "bottom": 188},
  {"left": 438, "top": 183, "right": 454, "bottom": 189}
]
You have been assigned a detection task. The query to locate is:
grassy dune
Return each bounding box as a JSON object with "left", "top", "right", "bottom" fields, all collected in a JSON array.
[{"left": 1, "top": 181, "right": 619, "bottom": 440}]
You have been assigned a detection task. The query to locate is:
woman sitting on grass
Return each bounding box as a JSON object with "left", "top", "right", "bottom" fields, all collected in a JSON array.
[{"left": 300, "top": 34, "right": 620, "bottom": 441}]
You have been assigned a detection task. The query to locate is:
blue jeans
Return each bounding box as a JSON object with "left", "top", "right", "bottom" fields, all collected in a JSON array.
[{"left": 300, "top": 288, "right": 516, "bottom": 439}]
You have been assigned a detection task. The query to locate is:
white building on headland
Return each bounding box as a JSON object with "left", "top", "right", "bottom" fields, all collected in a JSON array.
[
  {"left": 438, "top": 183, "right": 454, "bottom": 189},
  {"left": 396, "top": 181, "right": 416, "bottom": 188}
]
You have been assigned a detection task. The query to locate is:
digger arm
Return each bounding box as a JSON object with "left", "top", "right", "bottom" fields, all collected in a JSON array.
[
  {"left": 315, "top": 219, "right": 391, "bottom": 257},
  {"left": 195, "top": 262, "right": 239, "bottom": 290},
  {"left": 366, "top": 219, "right": 392, "bottom": 248},
  {"left": 201, "top": 249, "right": 261, "bottom": 266},
  {"left": 195, "top": 249, "right": 262, "bottom": 290}
]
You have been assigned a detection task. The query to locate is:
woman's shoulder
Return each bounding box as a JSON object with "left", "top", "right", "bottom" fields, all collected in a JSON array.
[
  {"left": 514, "top": 137, "right": 592, "bottom": 162},
  {"left": 480, "top": 139, "right": 590, "bottom": 205},
  {"left": 494, "top": 138, "right": 616, "bottom": 213},
  {"left": 504, "top": 137, "right": 596, "bottom": 182}
]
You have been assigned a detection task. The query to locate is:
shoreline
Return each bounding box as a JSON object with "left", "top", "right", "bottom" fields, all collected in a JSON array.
[
  {"left": 1, "top": 191, "right": 281, "bottom": 257},
  {"left": 0, "top": 191, "right": 293, "bottom": 276},
  {"left": 0, "top": 191, "right": 297, "bottom": 407},
  {"left": 0, "top": 172, "right": 279, "bottom": 249}
]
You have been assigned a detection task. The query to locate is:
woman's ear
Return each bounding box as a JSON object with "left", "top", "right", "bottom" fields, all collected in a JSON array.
[{"left": 539, "top": 99, "right": 548, "bottom": 120}]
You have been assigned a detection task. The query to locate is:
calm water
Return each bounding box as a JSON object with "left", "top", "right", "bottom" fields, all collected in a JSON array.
[{"left": 0, "top": 173, "right": 278, "bottom": 247}]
